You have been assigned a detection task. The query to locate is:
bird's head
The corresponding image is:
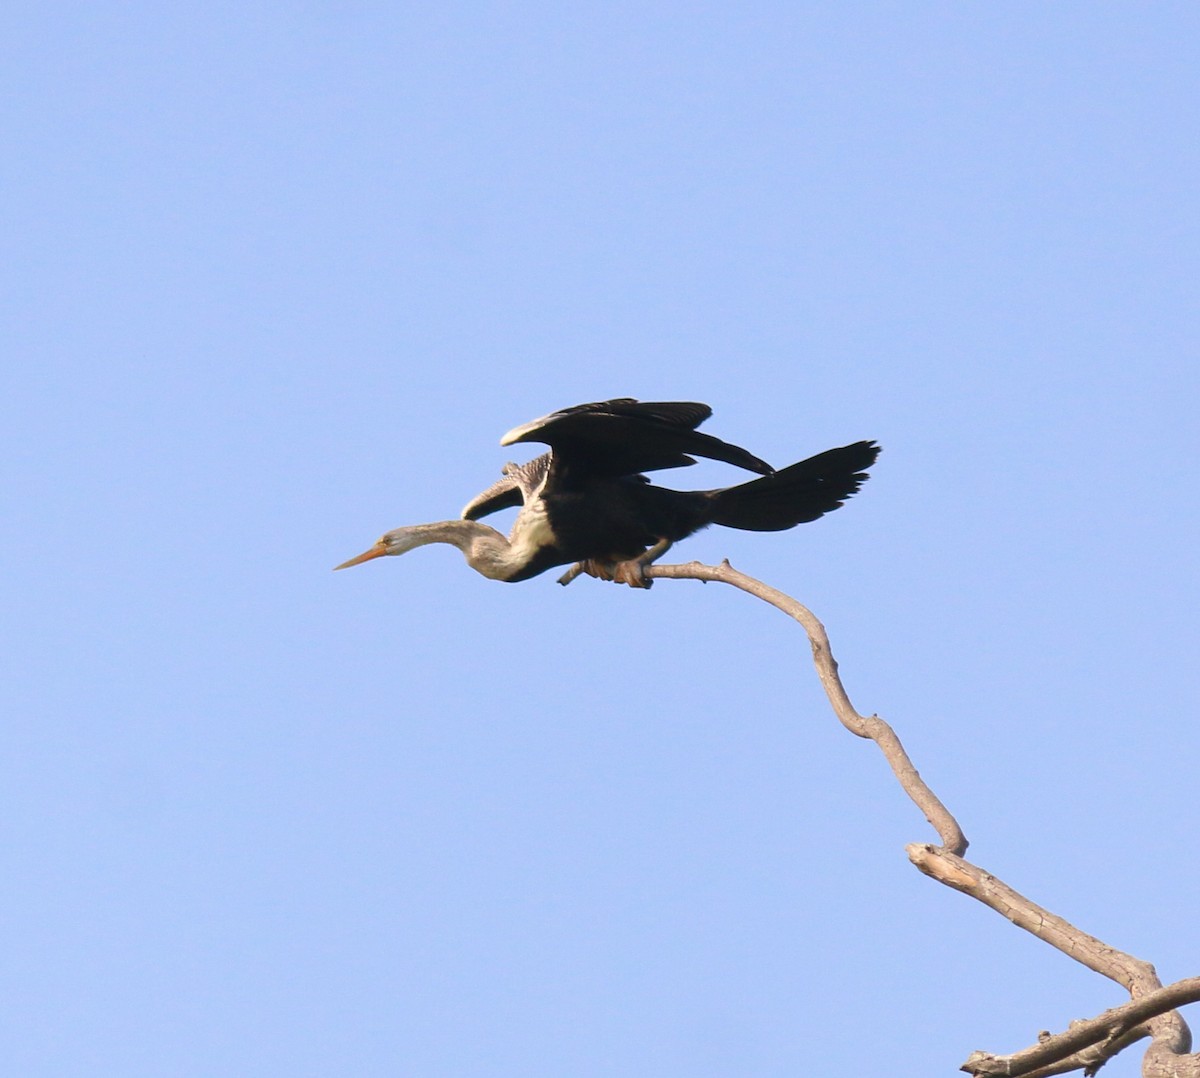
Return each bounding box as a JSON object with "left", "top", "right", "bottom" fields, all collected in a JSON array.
[
  {"left": 334, "top": 526, "right": 429, "bottom": 570},
  {"left": 334, "top": 520, "right": 514, "bottom": 579}
]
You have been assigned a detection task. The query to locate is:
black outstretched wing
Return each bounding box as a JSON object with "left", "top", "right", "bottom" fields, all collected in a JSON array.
[{"left": 499, "top": 398, "right": 773, "bottom": 479}]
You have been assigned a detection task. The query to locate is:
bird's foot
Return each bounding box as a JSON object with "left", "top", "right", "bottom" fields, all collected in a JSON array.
[
  {"left": 558, "top": 542, "right": 672, "bottom": 588},
  {"left": 565, "top": 558, "right": 652, "bottom": 588},
  {"left": 578, "top": 559, "right": 620, "bottom": 583},
  {"left": 559, "top": 560, "right": 623, "bottom": 585},
  {"left": 613, "top": 539, "right": 674, "bottom": 588},
  {"left": 611, "top": 558, "right": 653, "bottom": 589}
]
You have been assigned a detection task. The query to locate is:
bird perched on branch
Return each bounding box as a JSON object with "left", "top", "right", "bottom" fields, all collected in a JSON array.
[{"left": 335, "top": 398, "right": 880, "bottom": 587}]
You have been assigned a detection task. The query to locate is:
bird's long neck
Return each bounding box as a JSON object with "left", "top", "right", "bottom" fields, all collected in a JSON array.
[{"left": 385, "top": 520, "right": 532, "bottom": 581}]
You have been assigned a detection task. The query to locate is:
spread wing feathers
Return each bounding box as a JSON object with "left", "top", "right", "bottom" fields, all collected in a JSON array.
[
  {"left": 461, "top": 455, "right": 552, "bottom": 521},
  {"left": 499, "top": 398, "right": 773, "bottom": 479}
]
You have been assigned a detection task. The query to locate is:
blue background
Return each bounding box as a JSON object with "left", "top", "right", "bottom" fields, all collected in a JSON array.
[{"left": 4, "top": 5, "right": 1197, "bottom": 1075}]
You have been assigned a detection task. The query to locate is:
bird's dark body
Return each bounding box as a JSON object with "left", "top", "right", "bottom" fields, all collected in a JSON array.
[
  {"left": 524, "top": 437, "right": 882, "bottom": 580},
  {"left": 337, "top": 398, "right": 881, "bottom": 585},
  {"left": 542, "top": 479, "right": 708, "bottom": 565}
]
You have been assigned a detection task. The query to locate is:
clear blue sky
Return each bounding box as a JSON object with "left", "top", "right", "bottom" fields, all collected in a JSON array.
[{"left": 4, "top": 5, "right": 1197, "bottom": 1076}]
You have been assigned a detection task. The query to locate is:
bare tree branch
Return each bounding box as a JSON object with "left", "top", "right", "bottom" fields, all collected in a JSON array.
[
  {"left": 640, "top": 559, "right": 1199, "bottom": 1076},
  {"left": 961, "top": 977, "right": 1200, "bottom": 1076},
  {"left": 645, "top": 559, "right": 967, "bottom": 854}
]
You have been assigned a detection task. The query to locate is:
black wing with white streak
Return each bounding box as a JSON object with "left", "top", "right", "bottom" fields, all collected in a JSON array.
[{"left": 499, "top": 398, "right": 773, "bottom": 479}]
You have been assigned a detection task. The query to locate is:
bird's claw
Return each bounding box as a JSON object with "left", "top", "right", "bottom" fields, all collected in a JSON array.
[
  {"left": 568, "top": 558, "right": 653, "bottom": 589},
  {"left": 579, "top": 559, "right": 616, "bottom": 582},
  {"left": 612, "top": 559, "right": 652, "bottom": 588}
]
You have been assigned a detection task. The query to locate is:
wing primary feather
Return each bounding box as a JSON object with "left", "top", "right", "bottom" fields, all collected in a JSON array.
[{"left": 500, "top": 399, "right": 771, "bottom": 477}]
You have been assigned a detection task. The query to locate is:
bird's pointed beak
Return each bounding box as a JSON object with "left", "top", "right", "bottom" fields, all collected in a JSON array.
[{"left": 334, "top": 541, "right": 389, "bottom": 570}]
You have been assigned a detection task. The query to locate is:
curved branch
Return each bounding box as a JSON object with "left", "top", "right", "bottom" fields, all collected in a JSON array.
[
  {"left": 960, "top": 978, "right": 1200, "bottom": 1077},
  {"left": 641, "top": 559, "right": 1198, "bottom": 1076},
  {"left": 646, "top": 559, "right": 966, "bottom": 854}
]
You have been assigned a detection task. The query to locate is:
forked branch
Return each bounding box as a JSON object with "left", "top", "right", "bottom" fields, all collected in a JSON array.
[{"left": 641, "top": 559, "right": 1199, "bottom": 1077}]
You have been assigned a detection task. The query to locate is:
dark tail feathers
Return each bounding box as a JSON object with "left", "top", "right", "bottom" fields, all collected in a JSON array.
[{"left": 709, "top": 441, "right": 880, "bottom": 531}]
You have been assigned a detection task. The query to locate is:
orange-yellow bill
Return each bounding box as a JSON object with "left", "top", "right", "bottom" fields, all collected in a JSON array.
[{"left": 333, "top": 542, "right": 388, "bottom": 570}]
